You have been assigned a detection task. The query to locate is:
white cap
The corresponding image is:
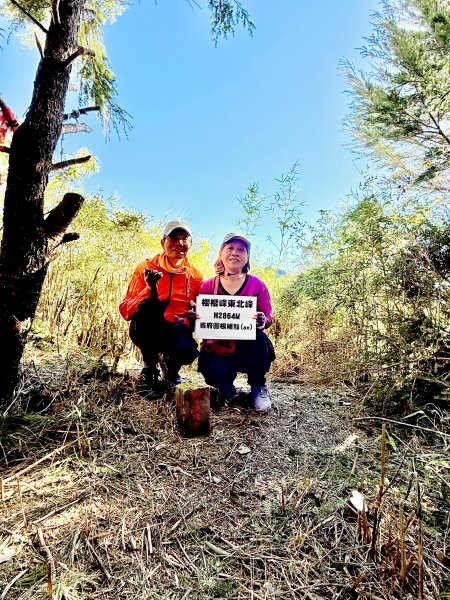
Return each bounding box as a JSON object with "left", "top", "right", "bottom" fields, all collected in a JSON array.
[
  {"left": 163, "top": 220, "right": 192, "bottom": 237},
  {"left": 220, "top": 232, "right": 251, "bottom": 250}
]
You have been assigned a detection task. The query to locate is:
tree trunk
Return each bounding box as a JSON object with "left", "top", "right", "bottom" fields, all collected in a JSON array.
[
  {"left": 0, "top": 0, "right": 87, "bottom": 407},
  {"left": 176, "top": 384, "right": 211, "bottom": 438}
]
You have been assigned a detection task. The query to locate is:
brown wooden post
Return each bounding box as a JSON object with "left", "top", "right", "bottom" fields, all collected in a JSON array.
[{"left": 175, "top": 384, "right": 210, "bottom": 438}]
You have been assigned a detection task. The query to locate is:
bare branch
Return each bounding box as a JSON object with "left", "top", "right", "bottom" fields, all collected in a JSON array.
[
  {"left": 0, "top": 147, "right": 11, "bottom": 154},
  {"left": 34, "top": 33, "right": 43, "bottom": 59},
  {"left": 51, "top": 0, "right": 60, "bottom": 25},
  {"left": 61, "top": 232, "right": 80, "bottom": 243},
  {"left": 63, "top": 47, "right": 95, "bottom": 68},
  {"left": 63, "top": 106, "right": 100, "bottom": 120},
  {"left": 50, "top": 155, "right": 91, "bottom": 171},
  {"left": 44, "top": 192, "right": 84, "bottom": 239},
  {"left": 61, "top": 123, "right": 92, "bottom": 134},
  {"left": 9, "top": 0, "right": 48, "bottom": 34}
]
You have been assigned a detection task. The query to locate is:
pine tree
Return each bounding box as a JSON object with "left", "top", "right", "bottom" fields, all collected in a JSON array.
[
  {"left": 0, "top": 0, "right": 253, "bottom": 407},
  {"left": 344, "top": 0, "right": 450, "bottom": 188}
]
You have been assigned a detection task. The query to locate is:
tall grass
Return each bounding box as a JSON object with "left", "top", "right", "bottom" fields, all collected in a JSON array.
[
  {"left": 4, "top": 174, "right": 448, "bottom": 409},
  {"left": 274, "top": 190, "right": 450, "bottom": 406},
  {"left": 33, "top": 194, "right": 215, "bottom": 368}
]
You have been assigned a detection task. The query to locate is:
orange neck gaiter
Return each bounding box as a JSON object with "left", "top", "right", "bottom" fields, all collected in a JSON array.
[{"left": 158, "top": 252, "right": 190, "bottom": 275}]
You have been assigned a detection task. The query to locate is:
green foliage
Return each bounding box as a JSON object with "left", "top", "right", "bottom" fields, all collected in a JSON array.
[
  {"left": 278, "top": 182, "right": 450, "bottom": 405},
  {"left": 0, "top": 0, "right": 130, "bottom": 133},
  {"left": 34, "top": 190, "right": 214, "bottom": 365},
  {"left": 267, "top": 162, "right": 307, "bottom": 268},
  {"left": 344, "top": 0, "right": 450, "bottom": 187},
  {"left": 78, "top": 0, "right": 131, "bottom": 136},
  {"left": 236, "top": 163, "right": 307, "bottom": 269},
  {"left": 208, "top": 0, "right": 254, "bottom": 45},
  {"left": 2, "top": 0, "right": 254, "bottom": 135},
  {"left": 236, "top": 182, "right": 265, "bottom": 236}
]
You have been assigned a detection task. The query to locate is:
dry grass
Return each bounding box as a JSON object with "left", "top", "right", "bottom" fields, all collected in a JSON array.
[{"left": 0, "top": 358, "right": 449, "bottom": 599}]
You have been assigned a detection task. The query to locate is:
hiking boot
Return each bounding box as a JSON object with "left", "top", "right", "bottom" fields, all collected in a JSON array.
[
  {"left": 218, "top": 383, "right": 238, "bottom": 400},
  {"left": 139, "top": 368, "right": 162, "bottom": 399},
  {"left": 159, "top": 358, "right": 182, "bottom": 386},
  {"left": 226, "top": 390, "right": 250, "bottom": 408},
  {"left": 166, "top": 372, "right": 182, "bottom": 385},
  {"left": 251, "top": 386, "right": 271, "bottom": 412}
]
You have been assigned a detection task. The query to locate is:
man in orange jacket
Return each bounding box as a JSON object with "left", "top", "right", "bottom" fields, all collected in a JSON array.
[{"left": 119, "top": 220, "right": 203, "bottom": 396}]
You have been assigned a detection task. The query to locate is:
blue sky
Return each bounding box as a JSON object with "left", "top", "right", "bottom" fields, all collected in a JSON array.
[{"left": 1, "top": 0, "right": 376, "bottom": 254}]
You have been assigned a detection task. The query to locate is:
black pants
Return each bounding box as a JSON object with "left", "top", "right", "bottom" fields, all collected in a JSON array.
[
  {"left": 129, "top": 298, "right": 199, "bottom": 370},
  {"left": 198, "top": 329, "right": 275, "bottom": 389}
]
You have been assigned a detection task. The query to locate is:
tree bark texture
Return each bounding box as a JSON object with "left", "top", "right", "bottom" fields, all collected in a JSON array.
[{"left": 0, "top": 0, "right": 87, "bottom": 406}]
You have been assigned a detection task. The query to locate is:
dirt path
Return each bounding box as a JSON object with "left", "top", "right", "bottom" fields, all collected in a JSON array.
[{"left": 1, "top": 371, "right": 448, "bottom": 599}]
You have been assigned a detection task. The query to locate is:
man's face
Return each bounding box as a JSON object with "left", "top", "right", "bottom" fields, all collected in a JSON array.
[{"left": 161, "top": 228, "right": 192, "bottom": 263}]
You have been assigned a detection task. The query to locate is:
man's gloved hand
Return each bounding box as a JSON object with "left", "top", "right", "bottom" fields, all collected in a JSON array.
[
  {"left": 175, "top": 301, "right": 199, "bottom": 330},
  {"left": 144, "top": 268, "right": 163, "bottom": 289},
  {"left": 254, "top": 311, "right": 266, "bottom": 329}
]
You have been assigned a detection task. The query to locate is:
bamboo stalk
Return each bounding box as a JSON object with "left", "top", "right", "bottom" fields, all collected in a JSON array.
[
  {"left": 370, "top": 424, "right": 386, "bottom": 560},
  {"left": 37, "top": 528, "right": 56, "bottom": 599},
  {"left": 85, "top": 538, "right": 111, "bottom": 581},
  {"left": 418, "top": 518, "right": 424, "bottom": 600},
  {"left": 399, "top": 502, "right": 406, "bottom": 581},
  {"left": 3, "top": 441, "right": 77, "bottom": 484},
  {"left": 0, "top": 569, "right": 29, "bottom": 600}
]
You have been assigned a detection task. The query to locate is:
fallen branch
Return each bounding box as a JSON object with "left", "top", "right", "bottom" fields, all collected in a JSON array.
[
  {"left": 353, "top": 416, "right": 450, "bottom": 438},
  {"left": 3, "top": 440, "right": 77, "bottom": 485},
  {"left": 85, "top": 538, "right": 111, "bottom": 581},
  {"left": 37, "top": 528, "right": 56, "bottom": 598},
  {"left": 33, "top": 492, "right": 90, "bottom": 524}
]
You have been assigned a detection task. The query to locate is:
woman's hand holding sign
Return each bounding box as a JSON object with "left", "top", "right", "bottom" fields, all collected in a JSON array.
[
  {"left": 253, "top": 311, "right": 266, "bottom": 329},
  {"left": 196, "top": 233, "right": 274, "bottom": 414}
]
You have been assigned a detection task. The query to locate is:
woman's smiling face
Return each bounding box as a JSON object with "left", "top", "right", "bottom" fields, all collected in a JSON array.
[{"left": 220, "top": 240, "right": 249, "bottom": 274}]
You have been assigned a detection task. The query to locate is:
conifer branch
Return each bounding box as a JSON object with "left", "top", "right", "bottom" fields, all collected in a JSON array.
[
  {"left": 9, "top": 0, "right": 48, "bottom": 34},
  {"left": 428, "top": 112, "right": 450, "bottom": 147}
]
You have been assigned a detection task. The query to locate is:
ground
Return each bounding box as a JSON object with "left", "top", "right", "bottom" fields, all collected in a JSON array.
[{"left": 1, "top": 361, "right": 449, "bottom": 599}]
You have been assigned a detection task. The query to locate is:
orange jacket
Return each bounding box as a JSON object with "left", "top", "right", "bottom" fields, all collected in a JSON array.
[{"left": 119, "top": 253, "right": 203, "bottom": 323}]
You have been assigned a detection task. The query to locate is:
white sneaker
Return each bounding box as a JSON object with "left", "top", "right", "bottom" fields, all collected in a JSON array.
[{"left": 251, "top": 386, "right": 271, "bottom": 412}]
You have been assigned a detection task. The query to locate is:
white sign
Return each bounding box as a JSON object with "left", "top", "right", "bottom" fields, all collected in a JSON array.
[{"left": 194, "top": 294, "right": 257, "bottom": 340}]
